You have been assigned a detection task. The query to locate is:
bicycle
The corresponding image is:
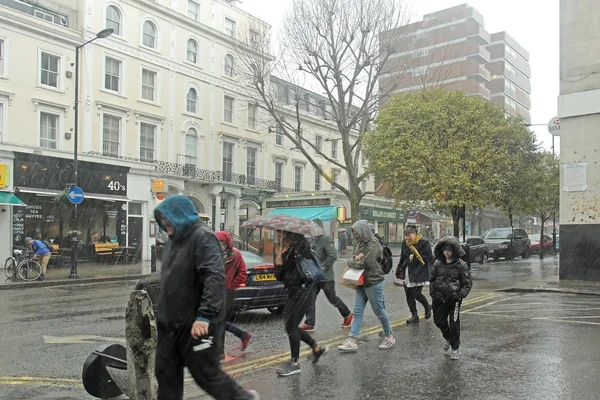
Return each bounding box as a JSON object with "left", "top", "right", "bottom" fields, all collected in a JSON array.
[{"left": 4, "top": 249, "right": 42, "bottom": 281}]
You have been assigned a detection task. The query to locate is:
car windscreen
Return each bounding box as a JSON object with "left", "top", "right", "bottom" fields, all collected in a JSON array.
[
  {"left": 529, "top": 234, "right": 540, "bottom": 242},
  {"left": 240, "top": 251, "right": 273, "bottom": 268},
  {"left": 484, "top": 229, "right": 512, "bottom": 239}
]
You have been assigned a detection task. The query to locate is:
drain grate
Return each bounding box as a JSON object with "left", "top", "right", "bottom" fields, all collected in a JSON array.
[{"left": 103, "top": 315, "right": 125, "bottom": 321}]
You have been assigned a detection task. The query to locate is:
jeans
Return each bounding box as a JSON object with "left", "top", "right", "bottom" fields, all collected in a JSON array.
[
  {"left": 432, "top": 298, "right": 462, "bottom": 350},
  {"left": 404, "top": 286, "right": 429, "bottom": 313},
  {"left": 284, "top": 286, "right": 318, "bottom": 361},
  {"left": 225, "top": 322, "right": 248, "bottom": 339},
  {"left": 155, "top": 323, "right": 252, "bottom": 400},
  {"left": 305, "top": 280, "right": 351, "bottom": 327},
  {"left": 350, "top": 280, "right": 392, "bottom": 338}
]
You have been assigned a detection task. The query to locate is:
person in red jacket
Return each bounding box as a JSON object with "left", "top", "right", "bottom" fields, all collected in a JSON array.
[{"left": 214, "top": 231, "right": 253, "bottom": 359}]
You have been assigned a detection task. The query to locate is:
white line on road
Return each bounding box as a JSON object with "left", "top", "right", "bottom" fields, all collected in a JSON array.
[{"left": 43, "top": 335, "right": 125, "bottom": 344}]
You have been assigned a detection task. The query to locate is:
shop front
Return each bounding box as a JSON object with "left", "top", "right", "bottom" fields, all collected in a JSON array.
[
  {"left": 359, "top": 205, "right": 405, "bottom": 245},
  {"left": 13, "top": 152, "right": 130, "bottom": 260}
]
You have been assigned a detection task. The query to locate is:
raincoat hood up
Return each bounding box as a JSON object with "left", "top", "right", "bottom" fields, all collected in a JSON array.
[
  {"left": 351, "top": 220, "right": 373, "bottom": 243},
  {"left": 154, "top": 196, "right": 199, "bottom": 240}
]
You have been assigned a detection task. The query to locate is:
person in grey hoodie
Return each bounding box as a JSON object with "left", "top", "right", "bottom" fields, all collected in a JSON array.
[{"left": 338, "top": 220, "right": 395, "bottom": 352}]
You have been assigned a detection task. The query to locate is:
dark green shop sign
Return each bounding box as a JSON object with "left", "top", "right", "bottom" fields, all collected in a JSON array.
[{"left": 360, "top": 206, "right": 405, "bottom": 222}]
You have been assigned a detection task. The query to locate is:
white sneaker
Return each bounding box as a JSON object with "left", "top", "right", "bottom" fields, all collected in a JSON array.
[
  {"left": 337, "top": 339, "right": 358, "bottom": 352},
  {"left": 450, "top": 349, "right": 461, "bottom": 360},
  {"left": 378, "top": 335, "right": 396, "bottom": 350}
]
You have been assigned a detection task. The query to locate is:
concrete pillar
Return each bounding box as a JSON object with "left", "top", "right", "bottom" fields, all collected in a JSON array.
[{"left": 125, "top": 290, "right": 158, "bottom": 400}]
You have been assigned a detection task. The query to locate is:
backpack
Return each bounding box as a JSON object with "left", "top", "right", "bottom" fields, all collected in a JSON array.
[
  {"left": 41, "top": 240, "right": 54, "bottom": 252},
  {"left": 380, "top": 246, "right": 394, "bottom": 274}
]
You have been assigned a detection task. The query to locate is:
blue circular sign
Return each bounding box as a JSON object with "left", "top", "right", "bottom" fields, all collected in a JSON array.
[{"left": 67, "top": 186, "right": 85, "bottom": 205}]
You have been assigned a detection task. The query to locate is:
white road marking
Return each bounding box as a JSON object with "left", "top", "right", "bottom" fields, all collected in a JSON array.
[{"left": 42, "top": 335, "right": 125, "bottom": 344}]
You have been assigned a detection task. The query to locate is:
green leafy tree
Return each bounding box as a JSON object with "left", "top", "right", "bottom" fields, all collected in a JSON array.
[{"left": 363, "top": 88, "right": 535, "bottom": 237}]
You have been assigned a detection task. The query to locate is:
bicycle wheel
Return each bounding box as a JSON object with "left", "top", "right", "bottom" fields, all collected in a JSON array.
[
  {"left": 4, "top": 257, "right": 16, "bottom": 279},
  {"left": 18, "top": 260, "right": 42, "bottom": 281}
]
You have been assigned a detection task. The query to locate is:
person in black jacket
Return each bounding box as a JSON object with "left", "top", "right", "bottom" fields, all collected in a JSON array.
[
  {"left": 396, "top": 225, "right": 433, "bottom": 324},
  {"left": 154, "top": 196, "right": 259, "bottom": 400},
  {"left": 430, "top": 236, "right": 473, "bottom": 361},
  {"left": 274, "top": 230, "right": 328, "bottom": 377}
]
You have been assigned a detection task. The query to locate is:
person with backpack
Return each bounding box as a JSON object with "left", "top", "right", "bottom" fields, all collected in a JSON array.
[
  {"left": 25, "top": 237, "right": 51, "bottom": 281},
  {"left": 430, "top": 236, "right": 472, "bottom": 360},
  {"left": 395, "top": 225, "right": 433, "bottom": 325},
  {"left": 274, "top": 230, "right": 328, "bottom": 377},
  {"left": 300, "top": 219, "right": 353, "bottom": 332},
  {"left": 338, "top": 220, "right": 395, "bottom": 352}
]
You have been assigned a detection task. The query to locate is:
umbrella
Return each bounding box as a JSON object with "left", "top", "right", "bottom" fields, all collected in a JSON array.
[{"left": 241, "top": 214, "right": 324, "bottom": 237}]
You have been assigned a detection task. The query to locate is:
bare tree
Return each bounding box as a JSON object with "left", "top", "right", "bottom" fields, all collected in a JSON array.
[{"left": 235, "top": 0, "right": 411, "bottom": 221}]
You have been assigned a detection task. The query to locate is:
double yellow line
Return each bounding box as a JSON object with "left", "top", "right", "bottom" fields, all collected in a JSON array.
[{"left": 0, "top": 376, "right": 80, "bottom": 388}]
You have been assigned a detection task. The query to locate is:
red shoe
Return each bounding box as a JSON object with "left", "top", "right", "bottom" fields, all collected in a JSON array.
[
  {"left": 341, "top": 314, "right": 354, "bottom": 328},
  {"left": 240, "top": 332, "right": 253, "bottom": 351},
  {"left": 300, "top": 325, "right": 314, "bottom": 332}
]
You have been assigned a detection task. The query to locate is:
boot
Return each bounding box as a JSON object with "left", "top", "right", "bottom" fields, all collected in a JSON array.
[
  {"left": 424, "top": 302, "right": 432, "bottom": 320},
  {"left": 406, "top": 312, "right": 419, "bottom": 324}
]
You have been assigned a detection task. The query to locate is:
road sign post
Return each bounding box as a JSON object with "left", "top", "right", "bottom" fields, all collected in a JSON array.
[
  {"left": 67, "top": 186, "right": 84, "bottom": 279},
  {"left": 547, "top": 116, "right": 560, "bottom": 254}
]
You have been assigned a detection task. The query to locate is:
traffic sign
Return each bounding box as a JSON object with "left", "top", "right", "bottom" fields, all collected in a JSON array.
[
  {"left": 547, "top": 116, "right": 560, "bottom": 137},
  {"left": 67, "top": 186, "right": 85, "bottom": 205}
]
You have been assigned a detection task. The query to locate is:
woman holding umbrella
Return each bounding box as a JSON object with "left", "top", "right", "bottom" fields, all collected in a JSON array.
[{"left": 273, "top": 230, "right": 328, "bottom": 376}]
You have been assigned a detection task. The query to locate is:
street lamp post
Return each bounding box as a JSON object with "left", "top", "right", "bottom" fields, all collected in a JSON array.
[
  {"left": 257, "top": 190, "right": 265, "bottom": 256},
  {"left": 69, "top": 28, "right": 113, "bottom": 279}
]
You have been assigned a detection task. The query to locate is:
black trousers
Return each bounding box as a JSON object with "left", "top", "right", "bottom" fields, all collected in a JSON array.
[
  {"left": 284, "top": 286, "right": 318, "bottom": 361},
  {"left": 214, "top": 290, "right": 248, "bottom": 357},
  {"left": 432, "top": 298, "right": 462, "bottom": 350},
  {"left": 155, "top": 323, "right": 251, "bottom": 400},
  {"left": 305, "top": 280, "right": 351, "bottom": 327},
  {"left": 404, "top": 285, "right": 429, "bottom": 313}
]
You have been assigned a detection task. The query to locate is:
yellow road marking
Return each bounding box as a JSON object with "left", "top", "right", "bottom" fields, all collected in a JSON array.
[{"left": 467, "top": 311, "right": 600, "bottom": 326}]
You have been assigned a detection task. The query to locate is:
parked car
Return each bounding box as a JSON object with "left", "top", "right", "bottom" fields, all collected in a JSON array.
[
  {"left": 135, "top": 250, "right": 288, "bottom": 316},
  {"left": 529, "top": 234, "right": 554, "bottom": 255},
  {"left": 484, "top": 228, "right": 531, "bottom": 261},
  {"left": 465, "top": 236, "right": 489, "bottom": 264}
]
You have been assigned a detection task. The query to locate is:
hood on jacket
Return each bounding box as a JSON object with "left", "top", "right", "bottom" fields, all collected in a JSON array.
[
  {"left": 215, "top": 230, "right": 234, "bottom": 250},
  {"left": 312, "top": 218, "right": 325, "bottom": 236},
  {"left": 434, "top": 236, "right": 465, "bottom": 259},
  {"left": 154, "top": 196, "right": 198, "bottom": 236},
  {"left": 368, "top": 223, "right": 376, "bottom": 234},
  {"left": 351, "top": 220, "right": 372, "bottom": 243}
]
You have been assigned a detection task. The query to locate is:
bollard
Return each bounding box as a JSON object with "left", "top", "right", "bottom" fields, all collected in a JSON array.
[
  {"left": 150, "top": 245, "right": 157, "bottom": 273},
  {"left": 125, "top": 290, "right": 158, "bottom": 400}
]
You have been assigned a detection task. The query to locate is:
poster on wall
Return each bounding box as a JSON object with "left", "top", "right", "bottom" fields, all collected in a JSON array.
[
  {"left": 563, "top": 162, "right": 587, "bottom": 192},
  {"left": 13, "top": 207, "right": 25, "bottom": 245}
]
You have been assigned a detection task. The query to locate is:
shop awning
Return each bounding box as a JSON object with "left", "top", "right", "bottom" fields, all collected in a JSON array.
[
  {"left": 0, "top": 192, "right": 26, "bottom": 207},
  {"left": 418, "top": 211, "right": 445, "bottom": 221},
  {"left": 269, "top": 206, "right": 338, "bottom": 221}
]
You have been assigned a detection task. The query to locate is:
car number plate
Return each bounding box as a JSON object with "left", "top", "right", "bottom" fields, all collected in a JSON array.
[{"left": 253, "top": 273, "right": 276, "bottom": 281}]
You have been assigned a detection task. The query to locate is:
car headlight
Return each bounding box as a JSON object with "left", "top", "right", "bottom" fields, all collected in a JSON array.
[{"left": 498, "top": 244, "right": 508, "bottom": 249}]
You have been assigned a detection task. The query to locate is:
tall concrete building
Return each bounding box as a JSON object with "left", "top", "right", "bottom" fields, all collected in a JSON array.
[
  {"left": 380, "top": 4, "right": 531, "bottom": 124},
  {"left": 558, "top": 0, "right": 600, "bottom": 281}
]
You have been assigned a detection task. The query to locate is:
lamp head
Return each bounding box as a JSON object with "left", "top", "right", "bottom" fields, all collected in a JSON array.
[{"left": 96, "top": 28, "right": 114, "bottom": 39}]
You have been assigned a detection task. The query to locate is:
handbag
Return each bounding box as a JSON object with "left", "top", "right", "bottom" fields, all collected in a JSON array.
[
  {"left": 295, "top": 252, "right": 325, "bottom": 284},
  {"left": 340, "top": 266, "right": 365, "bottom": 289}
]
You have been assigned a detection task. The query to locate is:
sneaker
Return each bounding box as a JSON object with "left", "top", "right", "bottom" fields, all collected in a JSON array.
[
  {"left": 450, "top": 349, "right": 461, "bottom": 360},
  {"left": 248, "top": 389, "right": 260, "bottom": 399},
  {"left": 424, "top": 303, "right": 432, "bottom": 320},
  {"left": 38, "top": 274, "right": 45, "bottom": 281},
  {"left": 393, "top": 278, "right": 404, "bottom": 286},
  {"left": 300, "top": 325, "right": 314, "bottom": 332},
  {"left": 341, "top": 314, "right": 353, "bottom": 328},
  {"left": 276, "top": 361, "right": 301, "bottom": 377},
  {"left": 378, "top": 335, "right": 396, "bottom": 350},
  {"left": 337, "top": 339, "right": 358, "bottom": 352},
  {"left": 311, "top": 345, "right": 328, "bottom": 364},
  {"left": 240, "top": 332, "right": 252, "bottom": 351}
]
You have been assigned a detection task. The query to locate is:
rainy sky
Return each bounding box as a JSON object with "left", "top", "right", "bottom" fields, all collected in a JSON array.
[{"left": 239, "top": 0, "right": 560, "bottom": 153}]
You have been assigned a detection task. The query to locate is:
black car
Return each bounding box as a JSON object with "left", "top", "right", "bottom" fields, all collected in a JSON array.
[
  {"left": 484, "top": 228, "right": 531, "bottom": 261},
  {"left": 135, "top": 250, "right": 288, "bottom": 316},
  {"left": 465, "top": 236, "right": 489, "bottom": 264}
]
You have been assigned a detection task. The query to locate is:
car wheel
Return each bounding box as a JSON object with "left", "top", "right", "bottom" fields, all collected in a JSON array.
[
  {"left": 522, "top": 248, "right": 531, "bottom": 259},
  {"left": 480, "top": 253, "right": 488, "bottom": 264},
  {"left": 267, "top": 306, "right": 285, "bottom": 315}
]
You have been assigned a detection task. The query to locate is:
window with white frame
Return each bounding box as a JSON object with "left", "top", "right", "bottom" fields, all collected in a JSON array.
[
  {"left": 0, "top": 39, "right": 5, "bottom": 76},
  {"left": 505, "top": 45, "right": 517, "bottom": 59},
  {"left": 186, "top": 39, "right": 198, "bottom": 63},
  {"left": 294, "top": 166, "right": 303, "bottom": 192},
  {"left": 222, "top": 142, "right": 234, "bottom": 181},
  {"left": 315, "top": 135, "right": 323, "bottom": 153},
  {"left": 247, "top": 147, "right": 257, "bottom": 184},
  {"left": 506, "top": 80, "right": 517, "bottom": 93},
  {"left": 142, "top": 21, "right": 157, "bottom": 49},
  {"left": 331, "top": 140, "right": 338, "bottom": 158},
  {"left": 505, "top": 97, "right": 517, "bottom": 109},
  {"left": 505, "top": 62, "right": 517, "bottom": 76},
  {"left": 140, "top": 122, "right": 156, "bottom": 162},
  {"left": 223, "top": 95, "right": 234, "bottom": 123},
  {"left": 141, "top": 69, "right": 156, "bottom": 101},
  {"left": 247, "top": 103, "right": 257, "bottom": 130},
  {"left": 0, "top": 103, "right": 3, "bottom": 141},
  {"left": 40, "top": 111, "right": 58, "bottom": 149},
  {"left": 40, "top": 52, "right": 59, "bottom": 88},
  {"left": 361, "top": 178, "right": 367, "bottom": 192},
  {"left": 104, "top": 56, "right": 121, "bottom": 92},
  {"left": 185, "top": 128, "right": 198, "bottom": 166},
  {"left": 224, "top": 18, "right": 236, "bottom": 37},
  {"left": 224, "top": 54, "right": 234, "bottom": 77},
  {"left": 249, "top": 29, "right": 259, "bottom": 47},
  {"left": 314, "top": 168, "right": 321, "bottom": 191},
  {"left": 275, "top": 161, "right": 284, "bottom": 190},
  {"left": 412, "top": 66, "right": 428, "bottom": 77},
  {"left": 275, "top": 123, "right": 284, "bottom": 146},
  {"left": 331, "top": 170, "right": 339, "bottom": 190},
  {"left": 105, "top": 6, "right": 121, "bottom": 36},
  {"left": 103, "top": 114, "right": 120, "bottom": 156},
  {"left": 187, "top": 88, "right": 198, "bottom": 113},
  {"left": 187, "top": 0, "right": 200, "bottom": 21}
]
